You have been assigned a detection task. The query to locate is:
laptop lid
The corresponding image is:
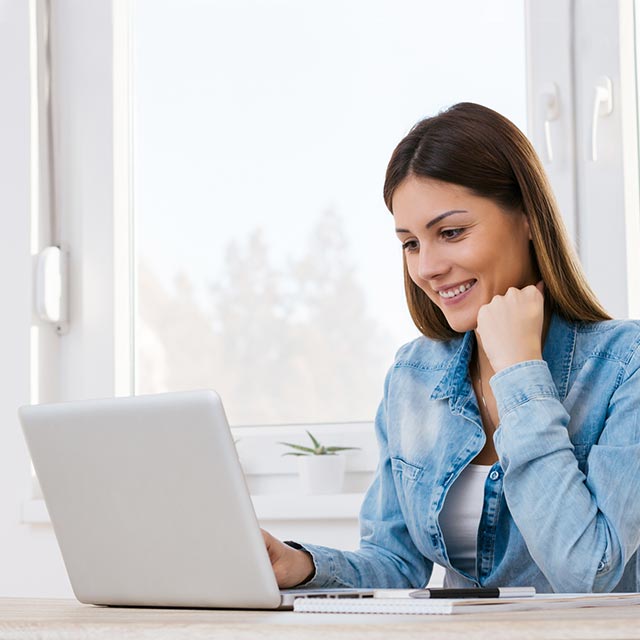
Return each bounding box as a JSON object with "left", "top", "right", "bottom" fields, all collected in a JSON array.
[{"left": 19, "top": 390, "right": 283, "bottom": 609}]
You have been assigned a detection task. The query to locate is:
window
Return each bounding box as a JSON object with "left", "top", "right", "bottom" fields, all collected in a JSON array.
[
  {"left": 527, "top": 0, "right": 640, "bottom": 319},
  {"left": 132, "top": 0, "right": 527, "bottom": 425}
]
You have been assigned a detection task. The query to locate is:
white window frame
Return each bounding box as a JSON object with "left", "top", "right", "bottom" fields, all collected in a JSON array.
[
  {"left": 0, "top": 0, "right": 74, "bottom": 598},
  {"left": 527, "top": 0, "right": 640, "bottom": 319},
  {"left": 47, "top": 0, "right": 132, "bottom": 403}
]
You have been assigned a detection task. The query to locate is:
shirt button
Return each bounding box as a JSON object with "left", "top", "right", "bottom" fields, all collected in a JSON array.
[
  {"left": 489, "top": 470, "right": 500, "bottom": 481},
  {"left": 597, "top": 560, "right": 606, "bottom": 572}
]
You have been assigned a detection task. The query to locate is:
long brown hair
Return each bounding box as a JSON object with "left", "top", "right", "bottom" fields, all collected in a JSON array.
[{"left": 383, "top": 102, "right": 611, "bottom": 340}]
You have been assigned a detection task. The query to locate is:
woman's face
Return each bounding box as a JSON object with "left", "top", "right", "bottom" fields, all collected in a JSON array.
[{"left": 392, "top": 175, "right": 538, "bottom": 333}]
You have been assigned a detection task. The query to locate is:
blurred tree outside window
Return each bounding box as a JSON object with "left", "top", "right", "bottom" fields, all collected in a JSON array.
[{"left": 133, "top": 0, "right": 526, "bottom": 426}]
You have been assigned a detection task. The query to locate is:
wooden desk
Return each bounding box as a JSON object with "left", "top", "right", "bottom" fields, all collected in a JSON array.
[{"left": 1, "top": 597, "right": 639, "bottom": 639}]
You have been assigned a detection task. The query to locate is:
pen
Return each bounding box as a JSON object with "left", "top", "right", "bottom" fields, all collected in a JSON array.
[{"left": 409, "top": 586, "right": 536, "bottom": 599}]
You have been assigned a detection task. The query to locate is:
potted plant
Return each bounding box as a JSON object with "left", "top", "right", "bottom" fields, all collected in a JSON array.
[{"left": 279, "top": 430, "right": 360, "bottom": 495}]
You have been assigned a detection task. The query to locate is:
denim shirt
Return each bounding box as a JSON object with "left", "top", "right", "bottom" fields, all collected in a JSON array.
[{"left": 300, "top": 312, "right": 640, "bottom": 593}]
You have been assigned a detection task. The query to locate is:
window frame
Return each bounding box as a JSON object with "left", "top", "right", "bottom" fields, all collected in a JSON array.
[{"left": 526, "top": 0, "right": 640, "bottom": 319}]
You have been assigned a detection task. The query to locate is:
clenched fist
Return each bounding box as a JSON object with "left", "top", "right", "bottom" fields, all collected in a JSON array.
[{"left": 475, "top": 281, "right": 545, "bottom": 373}]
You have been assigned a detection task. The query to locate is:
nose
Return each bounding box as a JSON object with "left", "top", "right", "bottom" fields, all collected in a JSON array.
[{"left": 416, "top": 245, "right": 449, "bottom": 282}]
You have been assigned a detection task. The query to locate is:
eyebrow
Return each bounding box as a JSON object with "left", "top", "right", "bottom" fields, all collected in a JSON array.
[{"left": 395, "top": 209, "right": 468, "bottom": 234}]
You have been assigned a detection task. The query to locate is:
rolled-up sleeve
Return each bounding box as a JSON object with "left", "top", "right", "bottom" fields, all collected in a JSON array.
[{"left": 491, "top": 354, "right": 640, "bottom": 592}]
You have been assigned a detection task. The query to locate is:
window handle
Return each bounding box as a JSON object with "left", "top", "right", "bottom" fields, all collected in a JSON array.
[
  {"left": 591, "top": 76, "right": 613, "bottom": 162},
  {"left": 35, "top": 246, "right": 69, "bottom": 334},
  {"left": 540, "top": 82, "right": 560, "bottom": 163}
]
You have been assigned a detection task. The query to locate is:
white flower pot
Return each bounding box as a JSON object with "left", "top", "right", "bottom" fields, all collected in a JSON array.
[{"left": 297, "top": 454, "right": 346, "bottom": 495}]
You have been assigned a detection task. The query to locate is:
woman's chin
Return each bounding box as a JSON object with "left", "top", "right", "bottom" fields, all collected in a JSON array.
[{"left": 442, "top": 310, "right": 478, "bottom": 334}]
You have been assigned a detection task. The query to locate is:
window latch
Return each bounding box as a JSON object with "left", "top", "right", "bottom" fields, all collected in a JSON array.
[
  {"left": 591, "top": 75, "right": 613, "bottom": 162},
  {"left": 35, "top": 246, "right": 69, "bottom": 335},
  {"left": 540, "top": 82, "right": 560, "bottom": 164}
]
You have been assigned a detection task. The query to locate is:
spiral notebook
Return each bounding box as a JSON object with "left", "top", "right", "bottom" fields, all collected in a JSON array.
[{"left": 293, "top": 592, "right": 640, "bottom": 615}]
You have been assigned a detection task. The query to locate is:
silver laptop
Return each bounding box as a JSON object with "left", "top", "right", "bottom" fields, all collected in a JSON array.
[{"left": 18, "top": 390, "right": 373, "bottom": 609}]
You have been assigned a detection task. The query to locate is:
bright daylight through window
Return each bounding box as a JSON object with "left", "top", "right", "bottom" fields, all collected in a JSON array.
[{"left": 132, "top": 0, "right": 526, "bottom": 426}]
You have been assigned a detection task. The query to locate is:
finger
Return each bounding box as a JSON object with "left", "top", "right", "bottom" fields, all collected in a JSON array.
[{"left": 536, "top": 280, "right": 545, "bottom": 293}]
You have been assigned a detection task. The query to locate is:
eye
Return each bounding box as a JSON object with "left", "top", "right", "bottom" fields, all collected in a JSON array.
[
  {"left": 401, "top": 239, "right": 419, "bottom": 253},
  {"left": 440, "top": 228, "right": 464, "bottom": 240}
]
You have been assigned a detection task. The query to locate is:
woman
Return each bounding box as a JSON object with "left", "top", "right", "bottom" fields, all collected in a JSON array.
[{"left": 262, "top": 102, "right": 640, "bottom": 593}]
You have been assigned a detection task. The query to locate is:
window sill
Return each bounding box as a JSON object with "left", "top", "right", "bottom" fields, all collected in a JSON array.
[{"left": 21, "top": 493, "right": 365, "bottom": 525}]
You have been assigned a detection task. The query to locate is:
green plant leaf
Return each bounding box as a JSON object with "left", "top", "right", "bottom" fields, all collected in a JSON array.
[
  {"left": 306, "top": 430, "right": 322, "bottom": 450},
  {"left": 278, "top": 435, "right": 359, "bottom": 456},
  {"left": 278, "top": 441, "right": 316, "bottom": 455}
]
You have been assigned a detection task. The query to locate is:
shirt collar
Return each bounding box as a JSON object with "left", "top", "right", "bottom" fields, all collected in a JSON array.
[
  {"left": 431, "top": 330, "right": 475, "bottom": 402},
  {"left": 430, "top": 311, "right": 577, "bottom": 402}
]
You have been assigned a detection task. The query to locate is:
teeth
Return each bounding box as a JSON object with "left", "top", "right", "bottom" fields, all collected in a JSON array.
[{"left": 439, "top": 281, "right": 474, "bottom": 298}]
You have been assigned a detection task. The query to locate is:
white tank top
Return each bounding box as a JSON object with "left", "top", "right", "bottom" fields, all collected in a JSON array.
[{"left": 438, "top": 463, "right": 492, "bottom": 577}]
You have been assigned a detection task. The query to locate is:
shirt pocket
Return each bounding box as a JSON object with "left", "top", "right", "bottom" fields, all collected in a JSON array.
[
  {"left": 391, "top": 456, "right": 425, "bottom": 485},
  {"left": 391, "top": 458, "right": 424, "bottom": 502},
  {"left": 390, "top": 457, "right": 429, "bottom": 546}
]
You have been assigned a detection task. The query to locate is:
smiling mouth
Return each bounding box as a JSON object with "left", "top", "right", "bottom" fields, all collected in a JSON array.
[{"left": 438, "top": 279, "right": 477, "bottom": 299}]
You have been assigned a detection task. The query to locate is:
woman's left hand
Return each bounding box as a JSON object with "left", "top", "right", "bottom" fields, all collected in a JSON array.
[{"left": 475, "top": 281, "right": 545, "bottom": 373}]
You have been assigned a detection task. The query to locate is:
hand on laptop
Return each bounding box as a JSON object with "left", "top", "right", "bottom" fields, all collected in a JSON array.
[{"left": 261, "top": 529, "right": 316, "bottom": 588}]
